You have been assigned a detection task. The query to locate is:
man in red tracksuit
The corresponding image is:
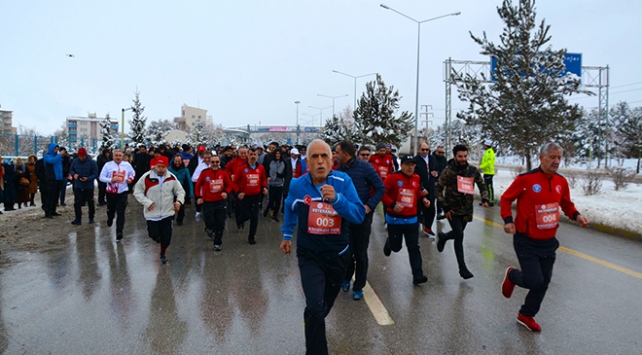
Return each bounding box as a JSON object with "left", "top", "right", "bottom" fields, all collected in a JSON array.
[
  {"left": 225, "top": 145, "right": 248, "bottom": 219},
  {"left": 381, "top": 154, "right": 431, "bottom": 285},
  {"left": 234, "top": 147, "right": 268, "bottom": 244},
  {"left": 369, "top": 142, "right": 395, "bottom": 181},
  {"left": 195, "top": 154, "right": 234, "bottom": 251},
  {"left": 500, "top": 142, "right": 590, "bottom": 332}
]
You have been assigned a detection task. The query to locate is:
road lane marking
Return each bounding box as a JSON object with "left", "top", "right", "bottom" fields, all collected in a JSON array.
[
  {"left": 473, "top": 216, "right": 642, "bottom": 281},
  {"left": 360, "top": 280, "right": 395, "bottom": 325}
]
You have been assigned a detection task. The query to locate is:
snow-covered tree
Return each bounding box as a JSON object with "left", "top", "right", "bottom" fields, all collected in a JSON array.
[
  {"left": 619, "top": 106, "right": 642, "bottom": 173},
  {"left": 99, "top": 114, "right": 117, "bottom": 151},
  {"left": 454, "top": 0, "right": 591, "bottom": 170},
  {"left": 147, "top": 119, "right": 176, "bottom": 144},
  {"left": 322, "top": 107, "right": 360, "bottom": 145},
  {"left": 608, "top": 101, "right": 632, "bottom": 166},
  {"left": 187, "top": 122, "right": 211, "bottom": 147},
  {"left": 128, "top": 91, "right": 147, "bottom": 146},
  {"left": 353, "top": 74, "right": 413, "bottom": 148}
]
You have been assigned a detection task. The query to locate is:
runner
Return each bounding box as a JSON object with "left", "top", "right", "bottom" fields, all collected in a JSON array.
[
  {"left": 133, "top": 156, "right": 185, "bottom": 264},
  {"left": 99, "top": 149, "right": 136, "bottom": 242},
  {"left": 234, "top": 147, "right": 267, "bottom": 244},
  {"left": 436, "top": 144, "right": 489, "bottom": 279},
  {"left": 500, "top": 142, "right": 590, "bottom": 332},
  {"left": 195, "top": 154, "right": 233, "bottom": 251},
  {"left": 280, "top": 139, "right": 365, "bottom": 354}
]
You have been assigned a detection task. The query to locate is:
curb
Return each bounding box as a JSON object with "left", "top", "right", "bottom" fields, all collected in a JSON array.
[{"left": 587, "top": 222, "right": 642, "bottom": 241}]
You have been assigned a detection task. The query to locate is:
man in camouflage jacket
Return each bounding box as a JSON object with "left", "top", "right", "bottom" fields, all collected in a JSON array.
[{"left": 436, "top": 144, "right": 489, "bottom": 280}]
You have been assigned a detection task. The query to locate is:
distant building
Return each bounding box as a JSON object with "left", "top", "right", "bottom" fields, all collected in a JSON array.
[
  {"left": 66, "top": 113, "right": 119, "bottom": 145},
  {"left": 0, "top": 110, "right": 15, "bottom": 134},
  {"left": 174, "top": 104, "right": 211, "bottom": 131}
]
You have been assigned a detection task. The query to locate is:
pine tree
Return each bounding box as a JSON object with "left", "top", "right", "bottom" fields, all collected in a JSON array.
[
  {"left": 128, "top": 91, "right": 147, "bottom": 146},
  {"left": 454, "top": 0, "right": 591, "bottom": 170},
  {"left": 187, "top": 122, "right": 211, "bottom": 147},
  {"left": 99, "top": 114, "right": 116, "bottom": 151},
  {"left": 147, "top": 119, "right": 176, "bottom": 145},
  {"left": 608, "top": 101, "right": 631, "bottom": 166},
  {"left": 353, "top": 74, "right": 413, "bottom": 148},
  {"left": 619, "top": 107, "right": 642, "bottom": 173}
]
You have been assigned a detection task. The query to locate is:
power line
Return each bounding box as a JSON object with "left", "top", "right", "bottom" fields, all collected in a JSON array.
[{"left": 610, "top": 81, "right": 642, "bottom": 89}]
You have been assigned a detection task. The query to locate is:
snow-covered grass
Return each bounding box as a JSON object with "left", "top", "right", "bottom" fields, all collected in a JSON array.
[{"left": 488, "top": 168, "right": 642, "bottom": 235}]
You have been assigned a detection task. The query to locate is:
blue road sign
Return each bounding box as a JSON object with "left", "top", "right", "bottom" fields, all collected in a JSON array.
[{"left": 490, "top": 52, "right": 582, "bottom": 81}]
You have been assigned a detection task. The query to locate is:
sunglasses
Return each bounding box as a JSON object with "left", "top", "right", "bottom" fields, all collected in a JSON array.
[
  {"left": 420, "top": 149, "right": 430, "bottom": 151},
  {"left": 359, "top": 153, "right": 370, "bottom": 157}
]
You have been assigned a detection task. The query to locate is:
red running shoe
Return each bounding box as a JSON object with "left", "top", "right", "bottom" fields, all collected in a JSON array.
[
  {"left": 502, "top": 267, "right": 516, "bottom": 298},
  {"left": 517, "top": 313, "right": 541, "bottom": 332},
  {"left": 423, "top": 227, "right": 435, "bottom": 236}
]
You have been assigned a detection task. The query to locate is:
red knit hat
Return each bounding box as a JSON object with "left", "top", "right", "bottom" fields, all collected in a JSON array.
[{"left": 77, "top": 147, "right": 87, "bottom": 157}]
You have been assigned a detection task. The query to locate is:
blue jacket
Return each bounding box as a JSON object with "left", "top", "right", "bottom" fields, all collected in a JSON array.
[
  {"left": 336, "top": 157, "right": 385, "bottom": 212},
  {"left": 282, "top": 171, "right": 365, "bottom": 254},
  {"left": 69, "top": 156, "right": 98, "bottom": 190},
  {"left": 168, "top": 165, "right": 194, "bottom": 197},
  {"left": 43, "top": 143, "right": 63, "bottom": 180}
]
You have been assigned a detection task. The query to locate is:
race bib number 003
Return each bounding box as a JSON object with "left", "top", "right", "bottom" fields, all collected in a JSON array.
[
  {"left": 308, "top": 202, "right": 341, "bottom": 235},
  {"left": 457, "top": 176, "right": 474, "bottom": 194},
  {"left": 536, "top": 202, "right": 560, "bottom": 229}
]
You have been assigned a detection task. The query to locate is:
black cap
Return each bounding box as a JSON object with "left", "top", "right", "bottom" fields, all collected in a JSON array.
[{"left": 399, "top": 154, "right": 416, "bottom": 165}]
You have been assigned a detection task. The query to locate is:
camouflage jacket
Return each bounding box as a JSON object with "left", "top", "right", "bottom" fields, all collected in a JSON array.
[{"left": 436, "top": 159, "right": 489, "bottom": 222}]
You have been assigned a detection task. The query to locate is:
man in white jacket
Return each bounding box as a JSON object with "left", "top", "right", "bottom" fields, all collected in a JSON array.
[
  {"left": 99, "top": 149, "right": 136, "bottom": 241},
  {"left": 134, "top": 156, "right": 185, "bottom": 264}
]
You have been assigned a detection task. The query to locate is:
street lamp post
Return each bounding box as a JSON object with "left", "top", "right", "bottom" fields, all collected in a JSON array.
[
  {"left": 295, "top": 100, "right": 300, "bottom": 144},
  {"left": 332, "top": 70, "right": 377, "bottom": 112},
  {"left": 309, "top": 106, "right": 332, "bottom": 127},
  {"left": 380, "top": 4, "right": 460, "bottom": 155},
  {"left": 121, "top": 107, "right": 136, "bottom": 149},
  {"left": 317, "top": 93, "right": 348, "bottom": 120}
]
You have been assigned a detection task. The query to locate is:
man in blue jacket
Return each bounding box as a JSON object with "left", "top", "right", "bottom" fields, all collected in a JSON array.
[
  {"left": 43, "top": 143, "right": 63, "bottom": 218},
  {"left": 335, "top": 141, "right": 385, "bottom": 301},
  {"left": 69, "top": 147, "right": 98, "bottom": 225},
  {"left": 280, "top": 139, "right": 365, "bottom": 355}
]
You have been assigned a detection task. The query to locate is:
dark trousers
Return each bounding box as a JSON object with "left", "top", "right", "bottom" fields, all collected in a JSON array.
[
  {"left": 175, "top": 198, "right": 186, "bottom": 223},
  {"left": 421, "top": 196, "right": 436, "bottom": 230},
  {"left": 202, "top": 200, "right": 227, "bottom": 244},
  {"left": 39, "top": 183, "right": 48, "bottom": 211},
  {"left": 297, "top": 247, "right": 350, "bottom": 355},
  {"left": 98, "top": 181, "right": 107, "bottom": 204},
  {"left": 267, "top": 186, "right": 283, "bottom": 216},
  {"left": 237, "top": 193, "right": 262, "bottom": 242},
  {"left": 106, "top": 193, "right": 128, "bottom": 235},
  {"left": 344, "top": 212, "right": 374, "bottom": 291},
  {"left": 444, "top": 214, "right": 470, "bottom": 270},
  {"left": 509, "top": 233, "right": 558, "bottom": 317},
  {"left": 59, "top": 180, "right": 68, "bottom": 204},
  {"left": 73, "top": 188, "right": 95, "bottom": 222},
  {"left": 193, "top": 182, "right": 202, "bottom": 213},
  {"left": 146, "top": 216, "right": 173, "bottom": 250},
  {"left": 44, "top": 179, "right": 61, "bottom": 217},
  {"left": 484, "top": 174, "right": 494, "bottom": 203},
  {"left": 386, "top": 222, "right": 424, "bottom": 279}
]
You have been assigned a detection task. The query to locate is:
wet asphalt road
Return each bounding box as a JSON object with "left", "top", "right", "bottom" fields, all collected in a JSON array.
[{"left": 1, "top": 202, "right": 641, "bottom": 355}]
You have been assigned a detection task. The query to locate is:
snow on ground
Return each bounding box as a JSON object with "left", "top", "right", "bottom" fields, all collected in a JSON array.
[{"left": 488, "top": 168, "right": 642, "bottom": 234}]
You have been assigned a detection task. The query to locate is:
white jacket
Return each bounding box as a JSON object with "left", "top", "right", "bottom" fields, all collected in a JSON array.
[
  {"left": 133, "top": 169, "right": 186, "bottom": 220},
  {"left": 99, "top": 161, "right": 136, "bottom": 194}
]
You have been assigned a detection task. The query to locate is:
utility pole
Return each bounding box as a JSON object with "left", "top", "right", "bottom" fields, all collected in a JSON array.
[{"left": 420, "top": 104, "right": 433, "bottom": 146}]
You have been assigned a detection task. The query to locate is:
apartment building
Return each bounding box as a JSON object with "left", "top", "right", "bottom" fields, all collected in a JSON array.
[
  {"left": 66, "top": 113, "right": 119, "bottom": 144},
  {"left": 0, "top": 110, "right": 14, "bottom": 134},
  {"left": 174, "top": 105, "right": 211, "bottom": 131}
]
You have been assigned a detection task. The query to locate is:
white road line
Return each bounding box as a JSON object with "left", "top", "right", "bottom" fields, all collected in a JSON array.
[{"left": 361, "top": 280, "right": 395, "bottom": 325}]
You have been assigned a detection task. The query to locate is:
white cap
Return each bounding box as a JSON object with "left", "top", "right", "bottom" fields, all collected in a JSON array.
[
  {"left": 483, "top": 139, "right": 493, "bottom": 146},
  {"left": 290, "top": 148, "right": 300, "bottom": 155}
]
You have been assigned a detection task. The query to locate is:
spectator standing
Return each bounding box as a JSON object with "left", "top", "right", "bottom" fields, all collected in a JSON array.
[
  {"left": 2, "top": 158, "right": 17, "bottom": 211},
  {"left": 43, "top": 143, "right": 63, "bottom": 218},
  {"left": 58, "top": 147, "right": 71, "bottom": 206},
  {"left": 25, "top": 155, "right": 38, "bottom": 206},
  {"left": 69, "top": 148, "right": 98, "bottom": 225},
  {"left": 479, "top": 139, "right": 496, "bottom": 206},
  {"left": 96, "top": 148, "right": 112, "bottom": 206}
]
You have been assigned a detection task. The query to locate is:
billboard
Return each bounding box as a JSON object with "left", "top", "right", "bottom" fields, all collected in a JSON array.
[{"left": 490, "top": 52, "right": 582, "bottom": 81}]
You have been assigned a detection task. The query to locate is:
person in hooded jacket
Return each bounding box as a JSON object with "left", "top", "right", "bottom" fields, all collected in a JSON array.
[
  {"left": 2, "top": 159, "right": 17, "bottom": 211},
  {"left": 168, "top": 154, "right": 193, "bottom": 226},
  {"left": 43, "top": 143, "right": 63, "bottom": 218},
  {"left": 69, "top": 147, "right": 98, "bottom": 225}
]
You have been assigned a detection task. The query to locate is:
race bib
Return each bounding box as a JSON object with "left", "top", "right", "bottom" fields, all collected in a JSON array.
[
  {"left": 308, "top": 202, "right": 341, "bottom": 235},
  {"left": 378, "top": 166, "right": 388, "bottom": 179},
  {"left": 247, "top": 173, "right": 259, "bottom": 186},
  {"left": 396, "top": 187, "right": 416, "bottom": 209},
  {"left": 209, "top": 179, "right": 223, "bottom": 193},
  {"left": 457, "top": 176, "right": 474, "bottom": 194},
  {"left": 113, "top": 170, "right": 125, "bottom": 183},
  {"left": 536, "top": 202, "right": 560, "bottom": 229}
]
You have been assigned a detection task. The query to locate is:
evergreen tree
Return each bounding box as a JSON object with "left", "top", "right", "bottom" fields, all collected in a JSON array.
[
  {"left": 619, "top": 107, "right": 642, "bottom": 173},
  {"left": 608, "top": 101, "right": 631, "bottom": 166},
  {"left": 321, "top": 108, "right": 360, "bottom": 145},
  {"left": 128, "top": 91, "right": 147, "bottom": 146},
  {"left": 187, "top": 122, "right": 211, "bottom": 147},
  {"left": 573, "top": 108, "right": 606, "bottom": 168},
  {"left": 147, "top": 119, "right": 176, "bottom": 145},
  {"left": 353, "top": 74, "right": 413, "bottom": 148},
  {"left": 454, "top": 0, "right": 591, "bottom": 170},
  {"left": 99, "top": 114, "right": 116, "bottom": 151}
]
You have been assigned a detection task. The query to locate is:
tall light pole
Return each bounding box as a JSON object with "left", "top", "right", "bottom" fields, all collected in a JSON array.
[
  {"left": 121, "top": 107, "right": 136, "bottom": 149},
  {"left": 295, "top": 100, "right": 300, "bottom": 144},
  {"left": 317, "top": 93, "right": 348, "bottom": 119},
  {"left": 309, "top": 106, "right": 332, "bottom": 127},
  {"left": 380, "top": 4, "right": 460, "bottom": 155},
  {"left": 332, "top": 70, "right": 377, "bottom": 112}
]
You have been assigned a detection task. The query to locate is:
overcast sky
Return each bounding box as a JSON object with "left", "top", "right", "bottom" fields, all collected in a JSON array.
[{"left": 2, "top": 0, "right": 641, "bottom": 136}]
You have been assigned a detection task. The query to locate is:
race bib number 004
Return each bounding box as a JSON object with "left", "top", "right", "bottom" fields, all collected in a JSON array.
[
  {"left": 457, "top": 176, "right": 474, "bottom": 194},
  {"left": 536, "top": 202, "right": 560, "bottom": 229},
  {"left": 308, "top": 202, "right": 341, "bottom": 235}
]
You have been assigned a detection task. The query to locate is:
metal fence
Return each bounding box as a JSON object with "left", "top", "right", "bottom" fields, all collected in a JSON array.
[{"left": 0, "top": 133, "right": 103, "bottom": 157}]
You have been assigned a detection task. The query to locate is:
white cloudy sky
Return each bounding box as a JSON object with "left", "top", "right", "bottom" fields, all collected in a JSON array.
[{"left": 1, "top": 0, "right": 641, "bottom": 136}]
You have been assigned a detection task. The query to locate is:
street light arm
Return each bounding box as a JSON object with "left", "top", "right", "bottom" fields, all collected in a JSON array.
[
  {"left": 380, "top": 4, "right": 419, "bottom": 23},
  {"left": 418, "top": 12, "right": 461, "bottom": 24}
]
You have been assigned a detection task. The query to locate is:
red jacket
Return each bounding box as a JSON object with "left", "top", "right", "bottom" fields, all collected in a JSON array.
[
  {"left": 370, "top": 153, "right": 395, "bottom": 181},
  {"left": 382, "top": 171, "right": 424, "bottom": 218},
  {"left": 500, "top": 168, "right": 580, "bottom": 241},
  {"left": 235, "top": 163, "right": 267, "bottom": 196},
  {"left": 195, "top": 168, "right": 233, "bottom": 202},
  {"left": 225, "top": 157, "right": 247, "bottom": 179}
]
